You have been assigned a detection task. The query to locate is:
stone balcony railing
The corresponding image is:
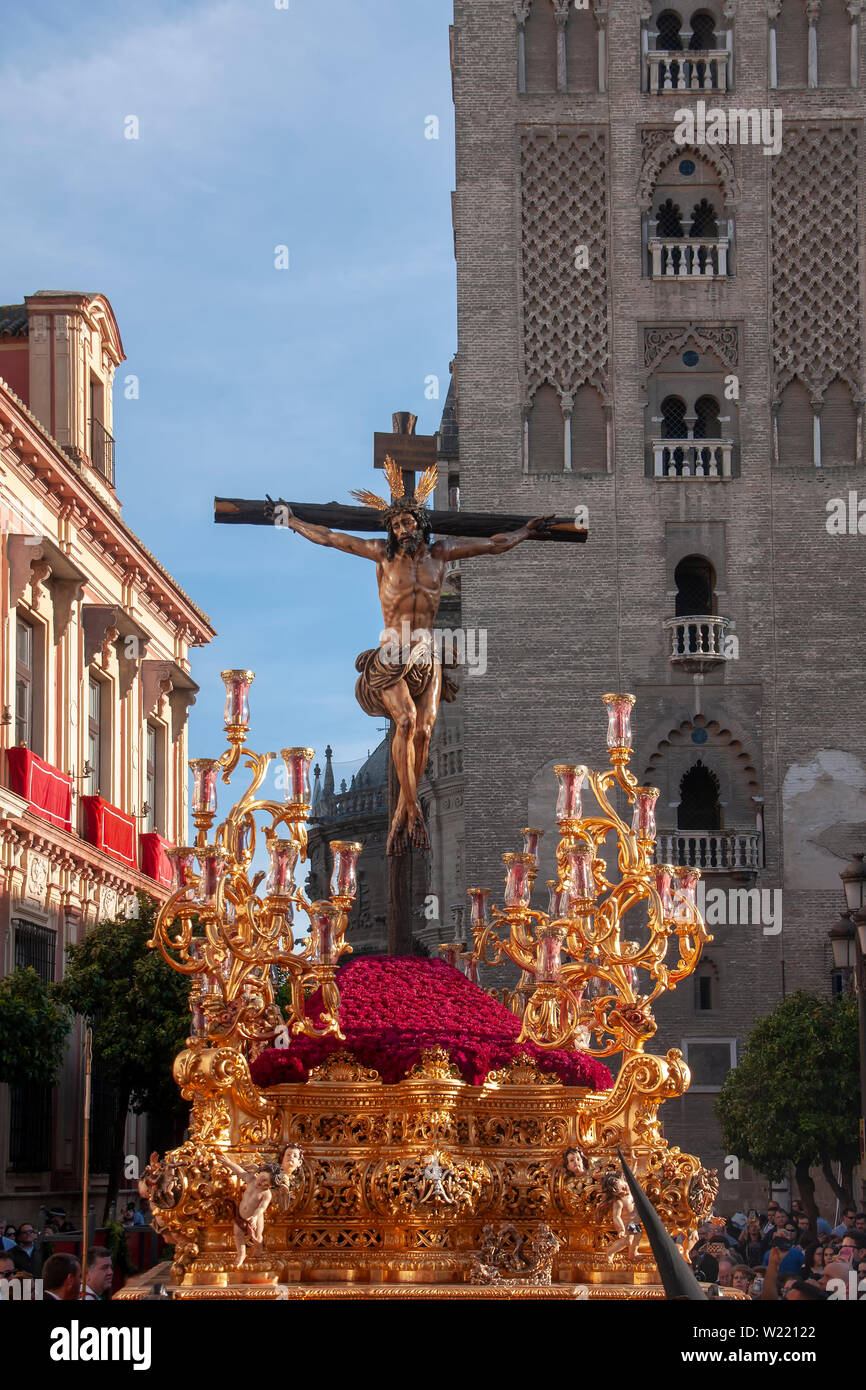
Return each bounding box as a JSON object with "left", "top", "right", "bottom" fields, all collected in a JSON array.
[
  {"left": 646, "top": 49, "right": 730, "bottom": 93},
  {"left": 648, "top": 237, "right": 729, "bottom": 279},
  {"left": 663, "top": 614, "right": 734, "bottom": 667},
  {"left": 655, "top": 830, "right": 763, "bottom": 872},
  {"left": 651, "top": 438, "right": 734, "bottom": 479}
]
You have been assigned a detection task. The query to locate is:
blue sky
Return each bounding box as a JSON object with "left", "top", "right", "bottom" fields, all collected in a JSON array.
[{"left": 1, "top": 0, "right": 456, "bottom": 797}]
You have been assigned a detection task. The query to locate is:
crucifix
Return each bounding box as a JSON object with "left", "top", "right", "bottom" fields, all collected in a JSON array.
[{"left": 214, "top": 415, "right": 586, "bottom": 948}]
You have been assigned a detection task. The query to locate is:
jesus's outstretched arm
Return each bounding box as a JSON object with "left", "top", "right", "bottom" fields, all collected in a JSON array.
[
  {"left": 279, "top": 504, "right": 384, "bottom": 560},
  {"left": 435, "top": 514, "right": 554, "bottom": 561}
]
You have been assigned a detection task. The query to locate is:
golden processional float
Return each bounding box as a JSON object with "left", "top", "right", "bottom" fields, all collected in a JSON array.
[{"left": 119, "top": 673, "right": 721, "bottom": 1300}]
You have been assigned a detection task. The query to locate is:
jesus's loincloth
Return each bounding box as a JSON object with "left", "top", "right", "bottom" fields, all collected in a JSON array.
[{"left": 354, "top": 645, "right": 458, "bottom": 719}]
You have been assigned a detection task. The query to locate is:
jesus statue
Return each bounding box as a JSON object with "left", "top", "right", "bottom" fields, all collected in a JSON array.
[{"left": 278, "top": 457, "right": 550, "bottom": 855}]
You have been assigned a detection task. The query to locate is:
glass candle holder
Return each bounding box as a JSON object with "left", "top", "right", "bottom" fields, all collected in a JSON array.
[
  {"left": 561, "top": 842, "right": 596, "bottom": 904},
  {"left": 267, "top": 839, "right": 299, "bottom": 898},
  {"left": 467, "top": 887, "right": 491, "bottom": 928},
  {"left": 555, "top": 765, "right": 587, "bottom": 823},
  {"left": 547, "top": 880, "right": 563, "bottom": 918},
  {"left": 235, "top": 819, "right": 251, "bottom": 860},
  {"left": 537, "top": 924, "right": 566, "bottom": 983},
  {"left": 672, "top": 866, "right": 701, "bottom": 925},
  {"left": 520, "top": 827, "right": 544, "bottom": 864},
  {"left": 197, "top": 845, "right": 228, "bottom": 905},
  {"left": 309, "top": 902, "right": 341, "bottom": 966},
  {"left": 653, "top": 863, "right": 675, "bottom": 918},
  {"left": 503, "top": 852, "right": 532, "bottom": 908},
  {"left": 632, "top": 786, "right": 660, "bottom": 840},
  {"left": 221, "top": 669, "right": 254, "bottom": 732},
  {"left": 329, "top": 840, "right": 362, "bottom": 899},
  {"left": 169, "top": 846, "right": 197, "bottom": 894},
  {"left": 280, "top": 747, "right": 315, "bottom": 810},
  {"left": 189, "top": 759, "right": 219, "bottom": 816},
  {"left": 602, "top": 693, "right": 636, "bottom": 753}
]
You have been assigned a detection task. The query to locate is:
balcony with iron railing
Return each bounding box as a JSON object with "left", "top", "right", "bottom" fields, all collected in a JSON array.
[
  {"left": 655, "top": 829, "right": 762, "bottom": 872},
  {"left": 646, "top": 48, "right": 730, "bottom": 93},
  {"left": 648, "top": 235, "right": 730, "bottom": 280},
  {"left": 89, "top": 418, "right": 115, "bottom": 487},
  {"left": 664, "top": 614, "right": 734, "bottom": 671},
  {"left": 650, "top": 438, "right": 734, "bottom": 479}
]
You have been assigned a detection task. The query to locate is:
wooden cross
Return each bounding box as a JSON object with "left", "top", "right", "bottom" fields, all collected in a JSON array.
[{"left": 213, "top": 420, "right": 587, "bottom": 955}]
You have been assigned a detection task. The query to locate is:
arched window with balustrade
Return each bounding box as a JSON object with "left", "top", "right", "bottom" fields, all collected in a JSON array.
[
  {"left": 645, "top": 335, "right": 737, "bottom": 478},
  {"left": 645, "top": 3, "right": 729, "bottom": 91},
  {"left": 646, "top": 156, "right": 730, "bottom": 279}
]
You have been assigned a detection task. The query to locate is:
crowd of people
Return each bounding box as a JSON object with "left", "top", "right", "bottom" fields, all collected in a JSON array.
[
  {"left": 0, "top": 1244, "right": 114, "bottom": 1300},
  {"left": 688, "top": 1202, "right": 866, "bottom": 1300},
  {"left": 0, "top": 1200, "right": 148, "bottom": 1300},
  {"left": 1, "top": 1191, "right": 863, "bottom": 1300}
]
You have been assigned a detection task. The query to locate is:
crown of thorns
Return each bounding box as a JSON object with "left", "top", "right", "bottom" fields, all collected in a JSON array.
[{"left": 350, "top": 455, "right": 437, "bottom": 520}]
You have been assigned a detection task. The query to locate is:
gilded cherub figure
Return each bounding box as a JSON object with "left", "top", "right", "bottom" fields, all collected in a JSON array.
[
  {"left": 598, "top": 1169, "right": 642, "bottom": 1261},
  {"left": 216, "top": 1144, "right": 303, "bottom": 1268}
]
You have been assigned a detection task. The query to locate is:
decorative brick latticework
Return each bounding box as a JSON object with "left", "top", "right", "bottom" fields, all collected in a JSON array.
[
  {"left": 771, "top": 123, "right": 861, "bottom": 401},
  {"left": 520, "top": 128, "right": 610, "bottom": 400}
]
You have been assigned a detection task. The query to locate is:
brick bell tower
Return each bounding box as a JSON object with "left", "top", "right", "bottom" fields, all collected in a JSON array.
[{"left": 446, "top": 0, "right": 866, "bottom": 1209}]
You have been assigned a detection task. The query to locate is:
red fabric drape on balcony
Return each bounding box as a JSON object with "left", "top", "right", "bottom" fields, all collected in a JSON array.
[
  {"left": 6, "top": 748, "right": 73, "bottom": 831},
  {"left": 81, "top": 795, "right": 137, "bottom": 868},
  {"left": 139, "top": 831, "right": 173, "bottom": 887}
]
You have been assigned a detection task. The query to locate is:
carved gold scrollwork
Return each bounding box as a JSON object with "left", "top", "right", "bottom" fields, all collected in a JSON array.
[{"left": 368, "top": 1153, "right": 494, "bottom": 1219}]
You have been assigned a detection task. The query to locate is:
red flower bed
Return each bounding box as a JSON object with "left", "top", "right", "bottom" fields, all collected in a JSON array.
[{"left": 250, "top": 955, "right": 612, "bottom": 1090}]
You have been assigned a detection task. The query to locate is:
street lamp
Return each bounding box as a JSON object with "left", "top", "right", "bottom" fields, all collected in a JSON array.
[
  {"left": 834, "top": 854, "right": 866, "bottom": 1203},
  {"left": 829, "top": 911, "right": 857, "bottom": 973},
  {"left": 841, "top": 852, "right": 866, "bottom": 913}
]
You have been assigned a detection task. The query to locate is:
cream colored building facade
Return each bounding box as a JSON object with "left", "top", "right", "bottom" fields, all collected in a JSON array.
[{"left": 0, "top": 291, "right": 214, "bottom": 1220}]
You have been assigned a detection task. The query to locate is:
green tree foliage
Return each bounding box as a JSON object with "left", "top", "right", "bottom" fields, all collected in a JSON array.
[
  {"left": 0, "top": 966, "right": 70, "bottom": 1086},
  {"left": 54, "top": 894, "right": 191, "bottom": 1220},
  {"left": 716, "top": 990, "right": 860, "bottom": 1214}
]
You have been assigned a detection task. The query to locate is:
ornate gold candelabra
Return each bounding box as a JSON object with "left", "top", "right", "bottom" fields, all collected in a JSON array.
[
  {"left": 469, "top": 693, "right": 712, "bottom": 1055},
  {"left": 129, "top": 681, "right": 722, "bottom": 1297},
  {"left": 149, "top": 669, "right": 361, "bottom": 1061}
]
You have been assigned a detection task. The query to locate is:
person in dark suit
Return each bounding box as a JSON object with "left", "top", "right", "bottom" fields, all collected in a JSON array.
[
  {"left": 84, "top": 1247, "right": 113, "bottom": 1300},
  {"left": 43, "top": 1254, "right": 81, "bottom": 1301},
  {"left": 10, "top": 1222, "right": 42, "bottom": 1277}
]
